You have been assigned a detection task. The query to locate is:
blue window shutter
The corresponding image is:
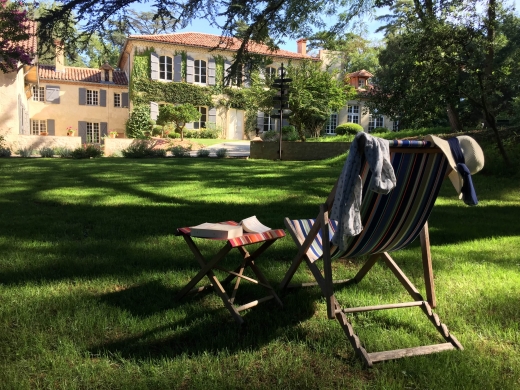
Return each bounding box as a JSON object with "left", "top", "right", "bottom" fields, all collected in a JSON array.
[
  {"left": 47, "top": 119, "right": 55, "bottom": 135},
  {"left": 174, "top": 55, "right": 182, "bottom": 82},
  {"left": 208, "top": 107, "right": 216, "bottom": 125},
  {"left": 100, "top": 122, "right": 108, "bottom": 137},
  {"left": 79, "top": 88, "right": 86, "bottom": 105},
  {"left": 46, "top": 86, "right": 60, "bottom": 104},
  {"left": 257, "top": 112, "right": 264, "bottom": 130},
  {"left": 78, "top": 121, "right": 87, "bottom": 144},
  {"left": 100, "top": 89, "right": 107, "bottom": 107},
  {"left": 122, "top": 92, "right": 129, "bottom": 108},
  {"left": 186, "top": 55, "right": 194, "bottom": 83},
  {"left": 151, "top": 52, "right": 159, "bottom": 80},
  {"left": 208, "top": 57, "right": 216, "bottom": 86}
]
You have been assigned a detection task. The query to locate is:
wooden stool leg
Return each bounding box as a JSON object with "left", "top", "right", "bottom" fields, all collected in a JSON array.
[{"left": 420, "top": 221, "right": 436, "bottom": 308}]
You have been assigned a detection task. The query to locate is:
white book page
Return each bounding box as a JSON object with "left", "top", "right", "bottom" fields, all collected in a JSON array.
[{"left": 240, "top": 216, "right": 271, "bottom": 233}]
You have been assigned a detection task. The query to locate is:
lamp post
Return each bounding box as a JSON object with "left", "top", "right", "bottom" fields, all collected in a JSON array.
[{"left": 271, "top": 63, "right": 292, "bottom": 160}]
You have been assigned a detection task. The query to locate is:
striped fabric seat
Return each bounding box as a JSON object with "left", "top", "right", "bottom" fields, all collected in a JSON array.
[{"left": 286, "top": 143, "right": 449, "bottom": 262}]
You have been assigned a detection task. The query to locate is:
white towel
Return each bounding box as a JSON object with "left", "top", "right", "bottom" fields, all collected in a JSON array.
[{"left": 330, "top": 132, "right": 396, "bottom": 251}]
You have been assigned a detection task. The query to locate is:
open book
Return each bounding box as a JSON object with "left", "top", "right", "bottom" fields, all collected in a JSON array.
[{"left": 190, "top": 216, "right": 271, "bottom": 239}]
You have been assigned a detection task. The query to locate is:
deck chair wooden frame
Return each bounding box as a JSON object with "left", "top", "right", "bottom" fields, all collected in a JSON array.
[
  {"left": 279, "top": 143, "right": 463, "bottom": 367},
  {"left": 176, "top": 223, "right": 285, "bottom": 325}
]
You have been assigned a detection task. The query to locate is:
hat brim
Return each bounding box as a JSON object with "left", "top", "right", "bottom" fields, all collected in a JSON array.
[{"left": 425, "top": 135, "right": 463, "bottom": 198}]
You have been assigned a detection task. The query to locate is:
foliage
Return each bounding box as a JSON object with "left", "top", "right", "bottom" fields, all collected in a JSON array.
[
  {"left": 167, "top": 132, "right": 181, "bottom": 139},
  {"left": 262, "top": 130, "right": 278, "bottom": 142},
  {"left": 286, "top": 60, "right": 354, "bottom": 141},
  {"left": 0, "top": 0, "right": 31, "bottom": 73},
  {"left": 126, "top": 105, "right": 154, "bottom": 139},
  {"left": 71, "top": 144, "right": 102, "bottom": 159},
  {"left": 157, "top": 103, "right": 201, "bottom": 141},
  {"left": 17, "top": 147, "right": 33, "bottom": 157},
  {"left": 169, "top": 145, "right": 192, "bottom": 157},
  {"left": 55, "top": 147, "right": 73, "bottom": 158},
  {"left": 335, "top": 123, "right": 363, "bottom": 135},
  {"left": 0, "top": 147, "right": 11, "bottom": 157},
  {"left": 215, "top": 148, "right": 228, "bottom": 158},
  {"left": 371, "top": 127, "right": 389, "bottom": 133},
  {"left": 183, "top": 128, "right": 220, "bottom": 139},
  {"left": 121, "top": 140, "right": 163, "bottom": 158},
  {"left": 282, "top": 125, "right": 299, "bottom": 141},
  {"left": 39, "top": 147, "right": 54, "bottom": 158},
  {"left": 196, "top": 148, "right": 211, "bottom": 157}
]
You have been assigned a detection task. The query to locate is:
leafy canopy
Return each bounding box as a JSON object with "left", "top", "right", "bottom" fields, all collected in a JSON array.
[{"left": 157, "top": 103, "right": 201, "bottom": 141}]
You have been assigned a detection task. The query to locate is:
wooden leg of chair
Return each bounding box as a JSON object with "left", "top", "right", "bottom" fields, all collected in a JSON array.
[
  {"left": 420, "top": 221, "right": 436, "bottom": 308},
  {"left": 320, "top": 204, "right": 335, "bottom": 320}
]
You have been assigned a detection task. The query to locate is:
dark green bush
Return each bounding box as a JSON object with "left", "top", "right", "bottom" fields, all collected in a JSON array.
[
  {"left": 263, "top": 130, "right": 278, "bottom": 141},
  {"left": 372, "top": 127, "right": 390, "bottom": 133},
  {"left": 282, "top": 125, "right": 298, "bottom": 141},
  {"left": 122, "top": 140, "right": 160, "bottom": 158},
  {"left": 71, "top": 144, "right": 103, "bottom": 159},
  {"left": 39, "top": 147, "right": 54, "bottom": 158},
  {"left": 335, "top": 123, "right": 364, "bottom": 135},
  {"left": 0, "top": 147, "right": 11, "bottom": 157},
  {"left": 170, "top": 145, "right": 192, "bottom": 157}
]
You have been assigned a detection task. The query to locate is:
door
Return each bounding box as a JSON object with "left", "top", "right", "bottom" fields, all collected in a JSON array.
[{"left": 228, "top": 109, "right": 244, "bottom": 140}]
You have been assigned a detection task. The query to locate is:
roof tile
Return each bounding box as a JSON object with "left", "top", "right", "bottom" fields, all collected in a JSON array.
[{"left": 38, "top": 65, "right": 128, "bottom": 86}]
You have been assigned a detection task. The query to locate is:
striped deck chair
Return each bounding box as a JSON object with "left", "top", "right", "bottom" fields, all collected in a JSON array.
[{"left": 279, "top": 139, "right": 463, "bottom": 367}]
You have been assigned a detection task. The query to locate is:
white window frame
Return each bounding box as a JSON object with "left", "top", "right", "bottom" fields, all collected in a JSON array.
[
  {"left": 114, "top": 93, "right": 121, "bottom": 107},
  {"left": 347, "top": 105, "right": 360, "bottom": 124},
  {"left": 31, "top": 119, "right": 46, "bottom": 135},
  {"left": 325, "top": 113, "right": 338, "bottom": 134},
  {"left": 263, "top": 116, "right": 275, "bottom": 132},
  {"left": 393, "top": 120, "right": 399, "bottom": 131},
  {"left": 194, "top": 59, "right": 207, "bottom": 84},
  {"left": 86, "top": 122, "right": 101, "bottom": 143},
  {"left": 369, "top": 115, "right": 384, "bottom": 132},
  {"left": 32, "top": 86, "right": 45, "bottom": 102},
  {"left": 265, "top": 67, "right": 276, "bottom": 79},
  {"left": 159, "top": 55, "right": 173, "bottom": 81},
  {"left": 86, "top": 90, "right": 99, "bottom": 106},
  {"left": 193, "top": 107, "right": 207, "bottom": 129}
]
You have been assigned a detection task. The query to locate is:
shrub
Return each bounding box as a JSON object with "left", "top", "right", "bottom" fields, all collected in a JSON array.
[
  {"left": 170, "top": 145, "right": 192, "bottom": 157},
  {"left": 167, "top": 132, "right": 181, "bottom": 139},
  {"left": 122, "top": 140, "right": 159, "bottom": 158},
  {"left": 282, "top": 125, "right": 298, "bottom": 141},
  {"left": 71, "top": 147, "right": 89, "bottom": 159},
  {"left": 263, "top": 130, "right": 278, "bottom": 141},
  {"left": 18, "top": 147, "right": 33, "bottom": 157},
  {"left": 55, "top": 147, "right": 73, "bottom": 158},
  {"left": 0, "top": 147, "right": 11, "bottom": 157},
  {"left": 372, "top": 127, "right": 390, "bottom": 133},
  {"left": 216, "top": 148, "right": 228, "bottom": 158},
  {"left": 199, "top": 128, "right": 220, "bottom": 139},
  {"left": 126, "top": 105, "right": 154, "bottom": 138},
  {"left": 151, "top": 148, "right": 166, "bottom": 158},
  {"left": 71, "top": 144, "right": 103, "bottom": 159},
  {"left": 335, "top": 123, "right": 364, "bottom": 135},
  {"left": 196, "top": 148, "right": 211, "bottom": 157},
  {"left": 39, "top": 147, "right": 54, "bottom": 158}
]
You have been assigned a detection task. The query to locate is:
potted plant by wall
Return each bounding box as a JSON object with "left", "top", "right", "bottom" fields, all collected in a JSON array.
[
  {"left": 40, "top": 130, "right": 48, "bottom": 136},
  {"left": 66, "top": 126, "right": 75, "bottom": 136},
  {"left": 109, "top": 131, "right": 118, "bottom": 139}
]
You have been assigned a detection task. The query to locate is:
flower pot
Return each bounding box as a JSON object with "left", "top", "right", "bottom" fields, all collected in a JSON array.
[
  {"left": 67, "top": 132, "right": 74, "bottom": 136},
  {"left": 40, "top": 132, "right": 48, "bottom": 136},
  {"left": 109, "top": 133, "right": 117, "bottom": 138}
]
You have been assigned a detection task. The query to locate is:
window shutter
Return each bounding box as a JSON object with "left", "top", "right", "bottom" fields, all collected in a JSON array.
[
  {"left": 282, "top": 118, "right": 290, "bottom": 127},
  {"left": 208, "top": 57, "right": 216, "bottom": 86},
  {"left": 257, "top": 112, "right": 264, "bottom": 130},
  {"left": 78, "top": 121, "right": 87, "bottom": 144},
  {"left": 174, "top": 55, "right": 182, "bottom": 82},
  {"left": 47, "top": 119, "right": 55, "bottom": 135},
  {"left": 79, "top": 88, "right": 86, "bottom": 105},
  {"left": 46, "top": 86, "right": 60, "bottom": 104},
  {"left": 208, "top": 107, "right": 217, "bottom": 125},
  {"left": 122, "top": 92, "right": 129, "bottom": 107},
  {"left": 243, "top": 63, "right": 251, "bottom": 87},
  {"left": 150, "top": 102, "right": 158, "bottom": 121},
  {"left": 186, "top": 55, "right": 194, "bottom": 83},
  {"left": 224, "top": 60, "right": 231, "bottom": 86},
  {"left": 151, "top": 52, "right": 159, "bottom": 80},
  {"left": 100, "top": 122, "right": 108, "bottom": 136},
  {"left": 100, "top": 89, "right": 107, "bottom": 107}
]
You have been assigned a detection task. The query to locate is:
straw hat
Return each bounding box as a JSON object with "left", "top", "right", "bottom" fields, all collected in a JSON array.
[{"left": 425, "top": 135, "right": 485, "bottom": 198}]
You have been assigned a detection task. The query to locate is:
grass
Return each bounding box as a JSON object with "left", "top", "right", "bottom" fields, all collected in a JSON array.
[
  {"left": 184, "top": 139, "right": 243, "bottom": 146},
  {"left": 0, "top": 136, "right": 519, "bottom": 389}
]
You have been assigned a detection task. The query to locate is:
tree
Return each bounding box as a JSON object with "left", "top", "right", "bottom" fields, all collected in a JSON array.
[
  {"left": 0, "top": 0, "right": 31, "bottom": 73},
  {"left": 156, "top": 103, "right": 201, "bottom": 141},
  {"left": 286, "top": 60, "right": 354, "bottom": 140},
  {"left": 126, "top": 105, "right": 154, "bottom": 139}
]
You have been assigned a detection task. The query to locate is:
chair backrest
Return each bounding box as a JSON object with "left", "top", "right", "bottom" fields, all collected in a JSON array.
[{"left": 337, "top": 140, "right": 449, "bottom": 258}]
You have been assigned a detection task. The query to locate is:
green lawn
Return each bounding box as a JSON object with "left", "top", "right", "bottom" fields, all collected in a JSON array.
[{"left": 0, "top": 138, "right": 519, "bottom": 389}]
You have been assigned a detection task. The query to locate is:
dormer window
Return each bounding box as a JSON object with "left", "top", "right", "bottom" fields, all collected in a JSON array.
[
  {"left": 105, "top": 70, "right": 110, "bottom": 82},
  {"left": 358, "top": 79, "right": 366, "bottom": 88}
]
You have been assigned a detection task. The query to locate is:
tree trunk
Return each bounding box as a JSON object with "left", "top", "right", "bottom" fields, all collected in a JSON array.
[
  {"left": 446, "top": 103, "right": 463, "bottom": 132},
  {"left": 484, "top": 109, "right": 510, "bottom": 165}
]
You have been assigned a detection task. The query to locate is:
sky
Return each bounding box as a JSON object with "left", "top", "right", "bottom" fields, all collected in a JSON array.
[{"left": 133, "top": 1, "right": 520, "bottom": 53}]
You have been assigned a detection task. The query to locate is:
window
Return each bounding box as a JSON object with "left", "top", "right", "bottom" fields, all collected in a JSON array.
[
  {"left": 347, "top": 105, "right": 359, "bottom": 124},
  {"left": 104, "top": 70, "right": 110, "bottom": 82},
  {"left": 114, "top": 93, "right": 121, "bottom": 107},
  {"left": 368, "top": 115, "right": 384, "bottom": 132},
  {"left": 393, "top": 120, "right": 399, "bottom": 131},
  {"left": 325, "top": 113, "right": 338, "bottom": 134},
  {"left": 265, "top": 67, "right": 276, "bottom": 79},
  {"left": 263, "top": 116, "right": 275, "bottom": 132},
  {"left": 86, "top": 89, "right": 99, "bottom": 105},
  {"left": 159, "top": 55, "right": 173, "bottom": 81},
  {"left": 194, "top": 60, "right": 207, "bottom": 84},
  {"left": 31, "top": 120, "right": 46, "bottom": 135},
  {"left": 358, "top": 79, "right": 366, "bottom": 88},
  {"left": 32, "top": 86, "right": 44, "bottom": 101},
  {"left": 193, "top": 107, "right": 207, "bottom": 129},
  {"left": 86, "top": 122, "right": 100, "bottom": 143},
  {"left": 232, "top": 64, "right": 243, "bottom": 87}
]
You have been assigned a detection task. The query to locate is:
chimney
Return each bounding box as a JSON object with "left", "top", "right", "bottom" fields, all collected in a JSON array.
[
  {"left": 54, "top": 39, "right": 65, "bottom": 72},
  {"left": 297, "top": 38, "right": 307, "bottom": 56}
]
